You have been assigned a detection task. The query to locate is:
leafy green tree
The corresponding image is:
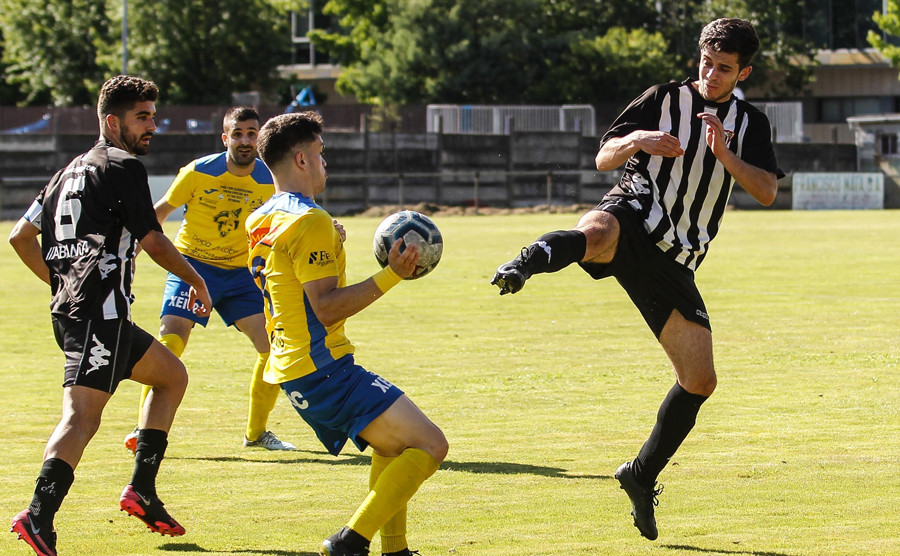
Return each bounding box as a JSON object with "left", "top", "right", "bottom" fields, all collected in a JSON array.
[
  {"left": 869, "top": 0, "right": 900, "bottom": 73},
  {"left": 0, "top": 0, "right": 113, "bottom": 106},
  {"left": 125, "top": 0, "right": 291, "bottom": 104},
  {"left": 311, "top": 0, "right": 817, "bottom": 106}
]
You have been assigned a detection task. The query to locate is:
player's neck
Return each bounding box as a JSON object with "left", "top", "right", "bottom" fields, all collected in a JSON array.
[{"left": 226, "top": 157, "right": 255, "bottom": 177}]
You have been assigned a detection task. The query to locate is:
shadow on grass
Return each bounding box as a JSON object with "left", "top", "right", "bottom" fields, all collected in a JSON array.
[
  {"left": 176, "top": 450, "right": 609, "bottom": 480},
  {"left": 159, "top": 542, "right": 317, "bottom": 555},
  {"left": 661, "top": 544, "right": 792, "bottom": 556}
]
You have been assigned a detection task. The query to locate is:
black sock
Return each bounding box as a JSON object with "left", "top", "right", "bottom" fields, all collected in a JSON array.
[
  {"left": 28, "top": 458, "right": 74, "bottom": 527},
  {"left": 130, "top": 428, "right": 168, "bottom": 498},
  {"left": 632, "top": 382, "right": 708, "bottom": 486},
  {"left": 518, "top": 230, "right": 587, "bottom": 275}
]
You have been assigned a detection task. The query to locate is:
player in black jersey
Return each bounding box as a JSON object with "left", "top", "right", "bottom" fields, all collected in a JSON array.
[
  {"left": 8, "top": 75, "right": 212, "bottom": 556},
  {"left": 492, "top": 18, "right": 783, "bottom": 541}
]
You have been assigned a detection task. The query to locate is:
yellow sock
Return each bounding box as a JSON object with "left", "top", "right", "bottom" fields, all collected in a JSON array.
[
  {"left": 370, "top": 453, "right": 408, "bottom": 554},
  {"left": 347, "top": 448, "right": 439, "bottom": 541},
  {"left": 246, "top": 352, "right": 279, "bottom": 441},
  {"left": 139, "top": 333, "right": 187, "bottom": 422}
]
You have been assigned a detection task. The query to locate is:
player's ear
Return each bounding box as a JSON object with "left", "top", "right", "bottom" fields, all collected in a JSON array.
[
  {"left": 295, "top": 149, "right": 305, "bottom": 169},
  {"left": 738, "top": 65, "right": 752, "bottom": 82},
  {"left": 221, "top": 132, "right": 228, "bottom": 148},
  {"left": 105, "top": 113, "right": 120, "bottom": 134}
]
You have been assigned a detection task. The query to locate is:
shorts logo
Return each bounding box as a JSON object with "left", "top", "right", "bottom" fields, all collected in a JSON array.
[
  {"left": 86, "top": 334, "right": 111, "bottom": 374},
  {"left": 308, "top": 251, "right": 333, "bottom": 266},
  {"left": 287, "top": 390, "right": 309, "bottom": 410},
  {"left": 695, "top": 309, "right": 709, "bottom": 321},
  {"left": 371, "top": 376, "right": 394, "bottom": 394}
]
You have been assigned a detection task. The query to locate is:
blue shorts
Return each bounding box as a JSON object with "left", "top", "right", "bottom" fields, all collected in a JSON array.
[
  {"left": 160, "top": 256, "right": 263, "bottom": 327},
  {"left": 280, "top": 355, "right": 404, "bottom": 456}
]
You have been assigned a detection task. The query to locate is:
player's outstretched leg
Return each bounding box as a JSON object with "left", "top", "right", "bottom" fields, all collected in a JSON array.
[
  {"left": 491, "top": 230, "right": 586, "bottom": 295},
  {"left": 614, "top": 461, "right": 663, "bottom": 540}
]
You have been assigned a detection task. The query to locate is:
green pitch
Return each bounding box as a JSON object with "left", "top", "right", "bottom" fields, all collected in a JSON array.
[{"left": 1, "top": 210, "right": 898, "bottom": 555}]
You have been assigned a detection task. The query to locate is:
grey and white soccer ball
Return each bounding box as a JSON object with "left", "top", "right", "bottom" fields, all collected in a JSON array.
[{"left": 373, "top": 210, "right": 443, "bottom": 279}]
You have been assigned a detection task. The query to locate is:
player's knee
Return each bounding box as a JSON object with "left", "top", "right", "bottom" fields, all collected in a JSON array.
[
  {"left": 682, "top": 371, "right": 716, "bottom": 397},
  {"left": 429, "top": 430, "right": 449, "bottom": 464}
]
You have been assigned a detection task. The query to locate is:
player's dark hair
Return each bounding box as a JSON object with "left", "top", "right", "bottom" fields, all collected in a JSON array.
[
  {"left": 257, "top": 112, "right": 324, "bottom": 169},
  {"left": 97, "top": 75, "right": 158, "bottom": 119},
  {"left": 223, "top": 106, "right": 260, "bottom": 131},
  {"left": 698, "top": 18, "right": 760, "bottom": 69}
]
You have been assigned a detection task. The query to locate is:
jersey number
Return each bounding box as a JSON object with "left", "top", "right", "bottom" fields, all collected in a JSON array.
[{"left": 53, "top": 175, "right": 87, "bottom": 241}]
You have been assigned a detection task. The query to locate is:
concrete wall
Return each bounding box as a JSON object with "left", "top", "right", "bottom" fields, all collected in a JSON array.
[{"left": 0, "top": 131, "right": 865, "bottom": 219}]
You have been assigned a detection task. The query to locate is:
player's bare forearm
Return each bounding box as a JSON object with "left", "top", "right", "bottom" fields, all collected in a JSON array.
[
  {"left": 9, "top": 217, "right": 51, "bottom": 285},
  {"left": 153, "top": 199, "right": 178, "bottom": 227},
  {"left": 717, "top": 149, "right": 778, "bottom": 206},
  {"left": 302, "top": 276, "right": 386, "bottom": 327},
  {"left": 139, "top": 230, "right": 211, "bottom": 311},
  {"left": 596, "top": 131, "right": 685, "bottom": 171}
]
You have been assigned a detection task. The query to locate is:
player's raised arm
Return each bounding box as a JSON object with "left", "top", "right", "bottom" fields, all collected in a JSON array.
[{"left": 302, "top": 239, "right": 418, "bottom": 327}]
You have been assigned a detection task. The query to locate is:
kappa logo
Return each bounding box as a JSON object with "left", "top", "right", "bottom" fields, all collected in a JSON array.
[
  {"left": 308, "top": 251, "right": 334, "bottom": 266},
  {"left": 85, "top": 334, "right": 111, "bottom": 374},
  {"left": 533, "top": 240, "right": 552, "bottom": 262},
  {"left": 98, "top": 251, "right": 117, "bottom": 279}
]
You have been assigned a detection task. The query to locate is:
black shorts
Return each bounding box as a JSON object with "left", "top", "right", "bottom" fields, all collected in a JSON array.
[
  {"left": 51, "top": 316, "right": 154, "bottom": 394},
  {"left": 578, "top": 199, "right": 710, "bottom": 339}
]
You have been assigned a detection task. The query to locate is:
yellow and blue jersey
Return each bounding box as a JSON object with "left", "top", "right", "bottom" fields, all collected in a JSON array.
[
  {"left": 164, "top": 152, "right": 274, "bottom": 269},
  {"left": 246, "top": 192, "right": 353, "bottom": 384}
]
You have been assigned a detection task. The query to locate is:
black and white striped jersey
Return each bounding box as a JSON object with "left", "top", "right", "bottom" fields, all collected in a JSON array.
[
  {"left": 601, "top": 78, "right": 783, "bottom": 271},
  {"left": 24, "top": 140, "right": 162, "bottom": 321}
]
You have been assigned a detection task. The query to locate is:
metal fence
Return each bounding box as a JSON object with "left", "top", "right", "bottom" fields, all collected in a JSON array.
[
  {"left": 755, "top": 101, "right": 804, "bottom": 143},
  {"left": 426, "top": 104, "right": 596, "bottom": 136}
]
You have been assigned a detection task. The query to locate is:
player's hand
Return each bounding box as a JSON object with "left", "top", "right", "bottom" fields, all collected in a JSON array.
[
  {"left": 697, "top": 112, "right": 733, "bottom": 156},
  {"left": 635, "top": 130, "right": 685, "bottom": 158},
  {"left": 188, "top": 284, "right": 212, "bottom": 317},
  {"left": 387, "top": 238, "right": 419, "bottom": 279},
  {"left": 333, "top": 219, "right": 346, "bottom": 242}
]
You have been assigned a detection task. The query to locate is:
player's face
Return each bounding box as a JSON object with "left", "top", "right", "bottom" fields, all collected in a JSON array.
[
  {"left": 302, "top": 134, "right": 327, "bottom": 195},
  {"left": 223, "top": 119, "right": 259, "bottom": 168},
  {"left": 696, "top": 48, "right": 752, "bottom": 103},
  {"left": 115, "top": 101, "right": 157, "bottom": 155}
]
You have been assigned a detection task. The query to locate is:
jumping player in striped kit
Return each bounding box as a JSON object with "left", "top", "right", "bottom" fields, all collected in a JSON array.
[{"left": 492, "top": 18, "right": 783, "bottom": 540}]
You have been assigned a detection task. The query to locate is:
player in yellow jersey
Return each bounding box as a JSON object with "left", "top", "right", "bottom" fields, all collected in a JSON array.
[
  {"left": 125, "top": 106, "right": 294, "bottom": 452},
  {"left": 246, "top": 112, "right": 448, "bottom": 556}
]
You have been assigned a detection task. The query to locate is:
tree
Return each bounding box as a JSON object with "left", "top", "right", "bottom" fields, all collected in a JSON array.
[
  {"left": 311, "top": 0, "right": 817, "bottom": 106},
  {"left": 126, "top": 0, "right": 291, "bottom": 104},
  {"left": 0, "top": 0, "right": 113, "bottom": 106},
  {"left": 869, "top": 0, "right": 900, "bottom": 74}
]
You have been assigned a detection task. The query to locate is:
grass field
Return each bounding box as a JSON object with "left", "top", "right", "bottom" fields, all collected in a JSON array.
[{"left": 0, "top": 210, "right": 898, "bottom": 556}]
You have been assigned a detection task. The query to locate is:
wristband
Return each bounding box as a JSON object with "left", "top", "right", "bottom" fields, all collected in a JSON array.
[{"left": 373, "top": 266, "right": 403, "bottom": 292}]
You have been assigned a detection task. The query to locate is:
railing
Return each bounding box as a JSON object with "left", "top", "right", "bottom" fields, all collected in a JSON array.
[{"left": 427, "top": 104, "right": 596, "bottom": 136}]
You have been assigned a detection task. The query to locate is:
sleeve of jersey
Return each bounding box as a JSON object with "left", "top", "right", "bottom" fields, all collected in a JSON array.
[
  {"left": 741, "top": 111, "right": 785, "bottom": 179},
  {"left": 115, "top": 158, "right": 164, "bottom": 241},
  {"left": 599, "top": 84, "right": 663, "bottom": 147},
  {"left": 286, "top": 209, "right": 340, "bottom": 284},
  {"left": 162, "top": 162, "right": 197, "bottom": 207}
]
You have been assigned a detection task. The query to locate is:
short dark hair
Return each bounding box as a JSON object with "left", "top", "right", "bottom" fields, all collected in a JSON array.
[
  {"left": 257, "top": 112, "right": 324, "bottom": 170},
  {"left": 223, "top": 106, "right": 260, "bottom": 132},
  {"left": 97, "top": 75, "right": 158, "bottom": 119},
  {"left": 698, "top": 18, "right": 760, "bottom": 69}
]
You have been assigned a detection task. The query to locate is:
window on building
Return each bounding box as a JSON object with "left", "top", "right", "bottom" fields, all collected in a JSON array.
[
  {"left": 291, "top": 1, "right": 332, "bottom": 66},
  {"left": 801, "top": 0, "right": 884, "bottom": 50},
  {"left": 879, "top": 133, "right": 898, "bottom": 155},
  {"left": 819, "top": 97, "right": 897, "bottom": 123}
]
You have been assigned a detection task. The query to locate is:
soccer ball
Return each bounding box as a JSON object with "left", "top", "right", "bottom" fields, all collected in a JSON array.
[{"left": 373, "top": 210, "right": 443, "bottom": 279}]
